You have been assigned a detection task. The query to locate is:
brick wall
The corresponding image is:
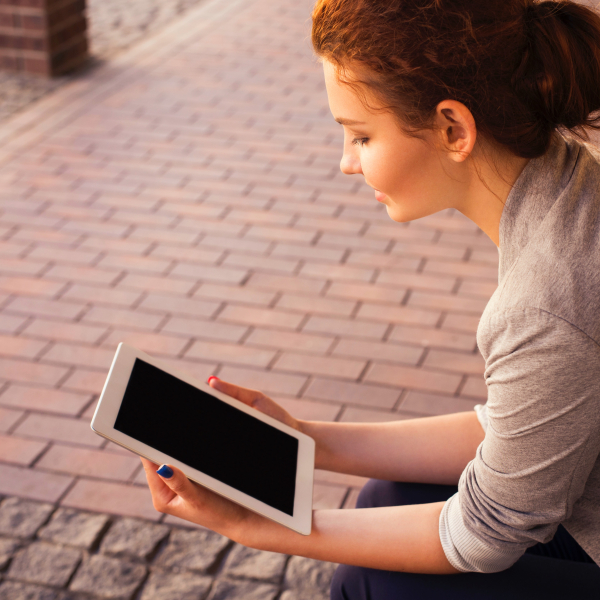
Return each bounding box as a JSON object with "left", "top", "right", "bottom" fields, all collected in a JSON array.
[{"left": 0, "top": 0, "right": 88, "bottom": 77}]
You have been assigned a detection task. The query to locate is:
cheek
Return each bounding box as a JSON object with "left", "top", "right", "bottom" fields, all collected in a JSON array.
[
  {"left": 363, "top": 142, "right": 428, "bottom": 194},
  {"left": 365, "top": 140, "right": 450, "bottom": 222}
]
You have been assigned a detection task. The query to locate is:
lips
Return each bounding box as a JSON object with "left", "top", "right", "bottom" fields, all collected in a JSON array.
[
  {"left": 366, "top": 180, "right": 387, "bottom": 203},
  {"left": 373, "top": 189, "right": 387, "bottom": 203}
]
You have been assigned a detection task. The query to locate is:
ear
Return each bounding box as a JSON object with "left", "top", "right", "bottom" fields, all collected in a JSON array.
[{"left": 434, "top": 100, "right": 477, "bottom": 163}]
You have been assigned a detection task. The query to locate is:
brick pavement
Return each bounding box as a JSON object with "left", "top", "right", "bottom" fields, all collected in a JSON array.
[
  {"left": 0, "top": 0, "right": 503, "bottom": 594},
  {"left": 0, "top": 0, "right": 494, "bottom": 518}
]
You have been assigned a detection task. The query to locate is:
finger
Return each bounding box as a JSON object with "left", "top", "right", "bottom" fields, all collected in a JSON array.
[
  {"left": 156, "top": 463, "right": 202, "bottom": 504},
  {"left": 141, "top": 457, "right": 176, "bottom": 507},
  {"left": 208, "top": 377, "right": 297, "bottom": 428},
  {"left": 141, "top": 457, "right": 159, "bottom": 470},
  {"left": 156, "top": 463, "right": 250, "bottom": 531},
  {"left": 208, "top": 377, "right": 263, "bottom": 407}
]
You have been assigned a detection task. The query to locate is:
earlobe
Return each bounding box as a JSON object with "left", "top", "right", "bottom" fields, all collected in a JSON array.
[{"left": 436, "top": 101, "right": 476, "bottom": 163}]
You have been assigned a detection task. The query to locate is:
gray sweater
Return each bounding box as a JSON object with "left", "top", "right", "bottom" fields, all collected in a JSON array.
[{"left": 439, "top": 133, "right": 600, "bottom": 573}]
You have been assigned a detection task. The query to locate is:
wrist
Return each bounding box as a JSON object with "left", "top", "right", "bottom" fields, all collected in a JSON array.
[
  {"left": 297, "top": 419, "right": 328, "bottom": 470},
  {"left": 229, "top": 509, "right": 271, "bottom": 549},
  {"left": 296, "top": 418, "right": 309, "bottom": 435}
]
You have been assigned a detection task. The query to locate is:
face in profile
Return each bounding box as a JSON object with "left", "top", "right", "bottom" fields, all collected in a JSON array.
[{"left": 323, "top": 60, "right": 463, "bottom": 223}]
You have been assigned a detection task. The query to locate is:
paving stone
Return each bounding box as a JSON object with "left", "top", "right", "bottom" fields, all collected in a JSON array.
[
  {"left": 222, "top": 545, "right": 288, "bottom": 583},
  {"left": 0, "top": 581, "right": 58, "bottom": 600},
  {"left": 154, "top": 528, "right": 229, "bottom": 573},
  {"left": 284, "top": 557, "right": 337, "bottom": 596},
  {"left": 38, "top": 508, "right": 110, "bottom": 550},
  {"left": 100, "top": 518, "right": 169, "bottom": 560},
  {"left": 206, "top": 578, "right": 278, "bottom": 600},
  {"left": 7, "top": 542, "right": 81, "bottom": 587},
  {"left": 0, "top": 538, "right": 20, "bottom": 571},
  {"left": 139, "top": 570, "right": 212, "bottom": 600},
  {"left": 70, "top": 555, "right": 147, "bottom": 600},
  {"left": 0, "top": 498, "right": 54, "bottom": 539}
]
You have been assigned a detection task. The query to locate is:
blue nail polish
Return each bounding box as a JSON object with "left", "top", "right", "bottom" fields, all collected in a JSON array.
[{"left": 157, "top": 464, "right": 173, "bottom": 479}]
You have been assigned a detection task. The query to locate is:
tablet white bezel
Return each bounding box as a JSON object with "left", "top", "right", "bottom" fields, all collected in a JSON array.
[{"left": 91, "top": 343, "right": 314, "bottom": 535}]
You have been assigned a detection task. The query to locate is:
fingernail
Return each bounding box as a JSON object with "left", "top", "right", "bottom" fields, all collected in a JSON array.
[
  {"left": 157, "top": 464, "right": 173, "bottom": 479},
  {"left": 207, "top": 376, "right": 219, "bottom": 384}
]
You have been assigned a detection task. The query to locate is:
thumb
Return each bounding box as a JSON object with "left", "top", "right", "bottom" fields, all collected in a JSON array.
[{"left": 156, "top": 464, "right": 197, "bottom": 501}]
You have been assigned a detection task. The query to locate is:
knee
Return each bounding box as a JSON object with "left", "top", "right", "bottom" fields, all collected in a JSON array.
[
  {"left": 355, "top": 479, "right": 403, "bottom": 509},
  {"left": 356, "top": 479, "right": 388, "bottom": 509},
  {"left": 330, "top": 564, "right": 365, "bottom": 600}
]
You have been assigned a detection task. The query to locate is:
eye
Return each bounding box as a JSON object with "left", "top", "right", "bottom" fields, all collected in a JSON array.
[{"left": 351, "top": 137, "right": 369, "bottom": 146}]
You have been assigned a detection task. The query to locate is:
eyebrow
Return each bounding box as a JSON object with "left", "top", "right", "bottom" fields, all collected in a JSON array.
[{"left": 334, "top": 118, "right": 366, "bottom": 126}]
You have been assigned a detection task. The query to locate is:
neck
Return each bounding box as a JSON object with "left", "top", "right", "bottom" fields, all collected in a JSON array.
[{"left": 453, "top": 148, "right": 529, "bottom": 247}]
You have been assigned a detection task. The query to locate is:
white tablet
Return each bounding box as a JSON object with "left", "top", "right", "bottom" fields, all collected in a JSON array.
[{"left": 91, "top": 343, "right": 315, "bottom": 535}]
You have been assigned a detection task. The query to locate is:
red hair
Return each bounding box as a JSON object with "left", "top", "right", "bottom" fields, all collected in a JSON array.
[{"left": 312, "top": 0, "right": 600, "bottom": 158}]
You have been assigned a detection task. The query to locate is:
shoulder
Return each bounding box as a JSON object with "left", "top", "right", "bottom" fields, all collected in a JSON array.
[{"left": 497, "top": 138, "right": 600, "bottom": 342}]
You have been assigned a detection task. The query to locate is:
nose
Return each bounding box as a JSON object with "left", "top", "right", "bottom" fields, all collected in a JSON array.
[{"left": 340, "top": 151, "right": 362, "bottom": 175}]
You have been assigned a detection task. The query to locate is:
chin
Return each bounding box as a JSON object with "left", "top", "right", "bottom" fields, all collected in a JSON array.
[
  {"left": 385, "top": 199, "right": 443, "bottom": 224},
  {"left": 385, "top": 204, "right": 418, "bottom": 224}
]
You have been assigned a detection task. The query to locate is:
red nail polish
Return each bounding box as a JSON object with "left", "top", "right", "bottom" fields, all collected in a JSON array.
[{"left": 207, "top": 376, "right": 219, "bottom": 384}]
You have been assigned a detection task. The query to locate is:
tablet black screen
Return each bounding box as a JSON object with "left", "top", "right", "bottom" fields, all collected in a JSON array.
[{"left": 114, "top": 359, "right": 298, "bottom": 516}]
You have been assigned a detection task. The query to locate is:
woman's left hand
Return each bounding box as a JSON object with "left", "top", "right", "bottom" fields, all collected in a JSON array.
[{"left": 140, "top": 457, "right": 258, "bottom": 541}]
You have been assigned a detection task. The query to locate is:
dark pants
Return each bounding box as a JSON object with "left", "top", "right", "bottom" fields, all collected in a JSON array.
[{"left": 331, "top": 480, "right": 600, "bottom": 600}]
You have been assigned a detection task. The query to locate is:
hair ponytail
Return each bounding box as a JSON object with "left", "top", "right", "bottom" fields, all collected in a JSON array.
[
  {"left": 312, "top": 0, "right": 600, "bottom": 159},
  {"left": 512, "top": 1, "right": 600, "bottom": 156}
]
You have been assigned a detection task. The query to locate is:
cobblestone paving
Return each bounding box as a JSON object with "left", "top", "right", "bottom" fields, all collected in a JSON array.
[
  {"left": 0, "top": 0, "right": 207, "bottom": 123},
  {"left": 0, "top": 496, "right": 334, "bottom": 599}
]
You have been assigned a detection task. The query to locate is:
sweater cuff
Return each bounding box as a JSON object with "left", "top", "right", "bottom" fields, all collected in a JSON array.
[
  {"left": 474, "top": 404, "right": 488, "bottom": 432},
  {"left": 439, "top": 493, "right": 525, "bottom": 573}
]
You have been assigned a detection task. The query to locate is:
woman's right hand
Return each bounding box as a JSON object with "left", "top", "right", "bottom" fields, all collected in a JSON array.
[{"left": 208, "top": 376, "right": 302, "bottom": 433}]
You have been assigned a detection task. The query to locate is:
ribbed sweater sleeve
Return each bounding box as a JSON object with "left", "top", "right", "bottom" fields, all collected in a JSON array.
[{"left": 439, "top": 309, "right": 600, "bottom": 573}]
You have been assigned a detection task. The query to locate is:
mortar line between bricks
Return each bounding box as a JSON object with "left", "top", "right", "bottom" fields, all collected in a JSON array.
[
  {"left": 78, "top": 397, "right": 100, "bottom": 419},
  {"left": 54, "top": 364, "right": 76, "bottom": 389},
  {"left": 416, "top": 348, "right": 429, "bottom": 368},
  {"left": 393, "top": 388, "right": 409, "bottom": 412},
  {"left": 356, "top": 360, "right": 371, "bottom": 383},
  {"left": 382, "top": 323, "right": 394, "bottom": 342},
  {"left": 295, "top": 375, "right": 313, "bottom": 400},
  {"left": 435, "top": 311, "right": 447, "bottom": 329},
  {"left": 295, "top": 313, "right": 311, "bottom": 332},
  {"left": 6, "top": 409, "right": 29, "bottom": 435},
  {"left": 29, "top": 442, "right": 53, "bottom": 469},
  {"left": 454, "top": 373, "right": 469, "bottom": 397},
  {"left": 326, "top": 336, "right": 340, "bottom": 357},
  {"left": 177, "top": 337, "right": 196, "bottom": 359},
  {"left": 238, "top": 326, "right": 254, "bottom": 345},
  {"left": 400, "top": 289, "right": 411, "bottom": 306},
  {"left": 334, "top": 404, "right": 346, "bottom": 422},
  {"left": 56, "top": 475, "right": 80, "bottom": 504}
]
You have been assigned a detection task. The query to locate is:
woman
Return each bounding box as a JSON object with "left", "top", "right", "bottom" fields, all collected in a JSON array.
[{"left": 141, "top": 0, "right": 600, "bottom": 597}]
